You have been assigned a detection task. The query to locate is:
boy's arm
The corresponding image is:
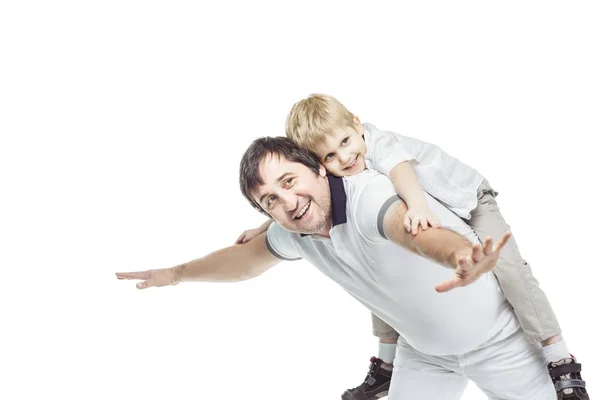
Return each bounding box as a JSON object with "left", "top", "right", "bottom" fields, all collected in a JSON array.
[
  {"left": 235, "top": 219, "right": 274, "bottom": 244},
  {"left": 367, "top": 128, "right": 439, "bottom": 234},
  {"left": 388, "top": 161, "right": 428, "bottom": 207},
  {"left": 116, "top": 232, "right": 281, "bottom": 289},
  {"left": 257, "top": 219, "right": 274, "bottom": 234},
  {"left": 389, "top": 162, "right": 439, "bottom": 232}
]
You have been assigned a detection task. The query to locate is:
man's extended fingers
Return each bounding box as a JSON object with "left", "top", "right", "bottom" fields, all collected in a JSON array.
[
  {"left": 471, "top": 243, "right": 484, "bottom": 263},
  {"left": 482, "top": 236, "right": 493, "bottom": 254},
  {"left": 493, "top": 232, "right": 512, "bottom": 252},
  {"left": 458, "top": 255, "right": 472, "bottom": 271},
  {"left": 115, "top": 271, "right": 151, "bottom": 280},
  {"left": 435, "top": 276, "right": 462, "bottom": 293}
]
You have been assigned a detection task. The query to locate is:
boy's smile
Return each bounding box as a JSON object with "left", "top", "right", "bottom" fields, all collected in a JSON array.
[{"left": 314, "top": 117, "right": 367, "bottom": 177}]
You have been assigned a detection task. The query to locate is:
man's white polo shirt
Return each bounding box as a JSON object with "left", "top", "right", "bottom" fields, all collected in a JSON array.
[{"left": 266, "top": 170, "right": 519, "bottom": 356}]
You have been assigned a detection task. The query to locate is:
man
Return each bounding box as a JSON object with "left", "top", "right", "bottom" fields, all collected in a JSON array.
[{"left": 117, "top": 137, "right": 556, "bottom": 399}]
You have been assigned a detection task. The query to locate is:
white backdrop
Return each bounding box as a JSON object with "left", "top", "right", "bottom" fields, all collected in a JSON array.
[{"left": 1, "top": 1, "right": 598, "bottom": 399}]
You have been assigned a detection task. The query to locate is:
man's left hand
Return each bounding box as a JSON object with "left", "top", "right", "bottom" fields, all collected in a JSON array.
[{"left": 435, "top": 232, "right": 512, "bottom": 293}]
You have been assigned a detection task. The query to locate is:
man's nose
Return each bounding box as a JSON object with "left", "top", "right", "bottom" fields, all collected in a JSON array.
[{"left": 281, "top": 193, "right": 297, "bottom": 212}]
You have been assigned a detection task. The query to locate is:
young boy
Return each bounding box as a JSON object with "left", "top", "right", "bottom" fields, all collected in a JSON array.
[{"left": 236, "top": 94, "right": 588, "bottom": 400}]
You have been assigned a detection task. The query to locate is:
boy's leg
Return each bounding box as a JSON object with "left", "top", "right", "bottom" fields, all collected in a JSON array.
[
  {"left": 466, "top": 328, "right": 556, "bottom": 400},
  {"left": 467, "top": 180, "right": 561, "bottom": 342},
  {"left": 371, "top": 313, "right": 399, "bottom": 363},
  {"left": 341, "top": 314, "right": 398, "bottom": 400},
  {"left": 467, "top": 180, "right": 589, "bottom": 399}
]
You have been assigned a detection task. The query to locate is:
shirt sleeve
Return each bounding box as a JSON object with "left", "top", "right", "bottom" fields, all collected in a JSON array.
[
  {"left": 350, "top": 172, "right": 402, "bottom": 244},
  {"left": 265, "top": 222, "right": 302, "bottom": 261},
  {"left": 367, "top": 128, "right": 418, "bottom": 177},
  {"left": 422, "top": 193, "right": 481, "bottom": 244},
  {"left": 350, "top": 172, "right": 480, "bottom": 245}
]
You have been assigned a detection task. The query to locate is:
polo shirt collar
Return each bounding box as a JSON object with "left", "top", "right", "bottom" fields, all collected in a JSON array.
[{"left": 300, "top": 174, "right": 347, "bottom": 237}]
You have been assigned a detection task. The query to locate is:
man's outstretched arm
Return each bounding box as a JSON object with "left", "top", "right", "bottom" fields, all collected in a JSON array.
[
  {"left": 382, "top": 198, "right": 511, "bottom": 292},
  {"left": 383, "top": 199, "right": 472, "bottom": 267},
  {"left": 115, "top": 232, "right": 281, "bottom": 289}
]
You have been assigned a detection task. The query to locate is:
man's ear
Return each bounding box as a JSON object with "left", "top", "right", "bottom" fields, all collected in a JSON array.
[{"left": 319, "top": 164, "right": 327, "bottom": 177}]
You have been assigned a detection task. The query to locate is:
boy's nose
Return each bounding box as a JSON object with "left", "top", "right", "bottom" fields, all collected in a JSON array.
[{"left": 339, "top": 151, "right": 351, "bottom": 165}]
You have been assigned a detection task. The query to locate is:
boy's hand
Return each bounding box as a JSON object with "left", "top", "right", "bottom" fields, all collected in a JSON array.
[
  {"left": 235, "top": 227, "right": 264, "bottom": 244},
  {"left": 404, "top": 207, "right": 441, "bottom": 235},
  {"left": 435, "top": 232, "right": 512, "bottom": 293}
]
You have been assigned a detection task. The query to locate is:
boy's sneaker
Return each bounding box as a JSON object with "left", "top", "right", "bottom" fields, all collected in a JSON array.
[
  {"left": 341, "top": 357, "right": 392, "bottom": 400},
  {"left": 548, "top": 356, "right": 589, "bottom": 400}
]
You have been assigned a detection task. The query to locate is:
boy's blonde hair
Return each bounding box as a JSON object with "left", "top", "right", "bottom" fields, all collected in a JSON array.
[{"left": 285, "top": 94, "right": 356, "bottom": 151}]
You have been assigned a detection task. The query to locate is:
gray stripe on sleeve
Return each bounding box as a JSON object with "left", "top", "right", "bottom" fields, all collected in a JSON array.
[
  {"left": 265, "top": 235, "right": 302, "bottom": 261},
  {"left": 377, "top": 195, "right": 401, "bottom": 239}
]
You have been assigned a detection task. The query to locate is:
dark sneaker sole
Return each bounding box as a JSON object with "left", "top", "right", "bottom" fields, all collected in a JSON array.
[{"left": 341, "top": 389, "right": 389, "bottom": 400}]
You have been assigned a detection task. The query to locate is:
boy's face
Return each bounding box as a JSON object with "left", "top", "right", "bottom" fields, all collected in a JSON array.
[{"left": 314, "top": 117, "right": 367, "bottom": 177}]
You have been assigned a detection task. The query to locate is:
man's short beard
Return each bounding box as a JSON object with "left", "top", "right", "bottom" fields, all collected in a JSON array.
[
  {"left": 298, "top": 184, "right": 332, "bottom": 235},
  {"left": 297, "top": 207, "right": 331, "bottom": 235}
]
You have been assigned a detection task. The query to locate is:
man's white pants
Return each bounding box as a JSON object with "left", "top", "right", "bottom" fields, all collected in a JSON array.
[{"left": 388, "top": 328, "right": 556, "bottom": 399}]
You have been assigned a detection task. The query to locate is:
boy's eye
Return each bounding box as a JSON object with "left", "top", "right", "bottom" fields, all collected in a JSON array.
[
  {"left": 324, "top": 153, "right": 334, "bottom": 161},
  {"left": 283, "top": 178, "right": 294, "bottom": 187},
  {"left": 341, "top": 137, "right": 350, "bottom": 145},
  {"left": 267, "top": 195, "right": 277, "bottom": 207}
]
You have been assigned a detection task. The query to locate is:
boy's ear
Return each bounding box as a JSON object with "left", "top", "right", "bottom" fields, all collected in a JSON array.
[{"left": 353, "top": 115, "right": 363, "bottom": 130}]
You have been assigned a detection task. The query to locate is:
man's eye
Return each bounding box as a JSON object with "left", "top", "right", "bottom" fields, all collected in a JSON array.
[
  {"left": 285, "top": 178, "right": 293, "bottom": 186},
  {"left": 267, "top": 195, "right": 276, "bottom": 207},
  {"left": 341, "top": 137, "right": 349, "bottom": 145},
  {"left": 325, "top": 154, "right": 334, "bottom": 161}
]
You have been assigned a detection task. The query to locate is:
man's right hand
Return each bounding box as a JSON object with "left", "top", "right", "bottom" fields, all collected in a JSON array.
[
  {"left": 116, "top": 267, "right": 181, "bottom": 290},
  {"left": 435, "top": 232, "right": 512, "bottom": 293}
]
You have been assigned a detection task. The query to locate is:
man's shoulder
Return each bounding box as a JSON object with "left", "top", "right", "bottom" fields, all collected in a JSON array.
[
  {"left": 268, "top": 221, "right": 329, "bottom": 249},
  {"left": 268, "top": 221, "right": 301, "bottom": 241},
  {"left": 343, "top": 170, "right": 396, "bottom": 200},
  {"left": 266, "top": 222, "right": 306, "bottom": 261},
  {"left": 342, "top": 170, "right": 398, "bottom": 233},
  {"left": 268, "top": 221, "right": 336, "bottom": 261}
]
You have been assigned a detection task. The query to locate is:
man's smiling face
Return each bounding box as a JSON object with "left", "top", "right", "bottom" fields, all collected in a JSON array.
[{"left": 253, "top": 154, "right": 332, "bottom": 236}]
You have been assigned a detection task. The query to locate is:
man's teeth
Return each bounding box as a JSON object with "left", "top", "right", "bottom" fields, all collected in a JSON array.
[{"left": 295, "top": 201, "right": 310, "bottom": 219}]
